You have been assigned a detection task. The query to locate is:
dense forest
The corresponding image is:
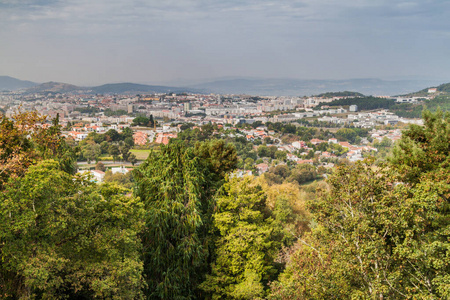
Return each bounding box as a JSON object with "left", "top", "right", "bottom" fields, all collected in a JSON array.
[
  {"left": 320, "top": 96, "right": 398, "bottom": 110},
  {"left": 315, "top": 91, "right": 365, "bottom": 98},
  {"left": 0, "top": 110, "right": 449, "bottom": 299}
]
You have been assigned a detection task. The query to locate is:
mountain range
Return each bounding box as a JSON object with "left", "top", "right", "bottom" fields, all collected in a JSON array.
[
  {"left": 0, "top": 79, "right": 202, "bottom": 95},
  {"left": 0, "top": 75, "right": 447, "bottom": 96},
  {"left": 0, "top": 76, "right": 37, "bottom": 91},
  {"left": 189, "top": 78, "right": 446, "bottom": 96}
]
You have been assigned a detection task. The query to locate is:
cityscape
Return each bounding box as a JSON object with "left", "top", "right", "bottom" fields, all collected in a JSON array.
[{"left": 1, "top": 0, "right": 449, "bottom": 299}]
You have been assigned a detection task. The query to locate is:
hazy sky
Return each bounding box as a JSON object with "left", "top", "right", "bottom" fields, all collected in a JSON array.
[{"left": 1, "top": 0, "right": 450, "bottom": 85}]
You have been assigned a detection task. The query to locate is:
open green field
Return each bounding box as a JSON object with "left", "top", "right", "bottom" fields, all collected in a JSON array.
[{"left": 130, "top": 149, "right": 151, "bottom": 160}]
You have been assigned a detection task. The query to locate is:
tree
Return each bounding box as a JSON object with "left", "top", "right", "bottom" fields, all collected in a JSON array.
[
  {"left": 124, "top": 136, "right": 135, "bottom": 147},
  {"left": 128, "top": 153, "right": 137, "bottom": 166},
  {"left": 108, "top": 144, "right": 120, "bottom": 163},
  {"left": 244, "top": 157, "right": 255, "bottom": 170},
  {"left": 95, "top": 161, "right": 106, "bottom": 172},
  {"left": 305, "top": 149, "right": 315, "bottom": 159},
  {"left": 259, "top": 179, "right": 311, "bottom": 238},
  {"left": 0, "top": 160, "right": 144, "bottom": 298},
  {"left": 103, "top": 170, "right": 134, "bottom": 189},
  {"left": 119, "top": 141, "right": 131, "bottom": 162},
  {"left": 200, "top": 176, "right": 282, "bottom": 299},
  {"left": 0, "top": 111, "right": 76, "bottom": 188},
  {"left": 275, "top": 150, "right": 287, "bottom": 161},
  {"left": 149, "top": 114, "right": 155, "bottom": 127},
  {"left": 81, "top": 143, "right": 101, "bottom": 163},
  {"left": 132, "top": 116, "right": 150, "bottom": 126},
  {"left": 258, "top": 145, "right": 270, "bottom": 158},
  {"left": 270, "top": 161, "right": 403, "bottom": 299},
  {"left": 99, "top": 140, "right": 109, "bottom": 154},
  {"left": 336, "top": 128, "right": 357, "bottom": 143},
  {"left": 121, "top": 126, "right": 133, "bottom": 141},
  {"left": 269, "top": 164, "right": 291, "bottom": 180},
  {"left": 133, "top": 140, "right": 237, "bottom": 299},
  {"left": 287, "top": 164, "right": 317, "bottom": 185},
  {"left": 64, "top": 120, "right": 72, "bottom": 131},
  {"left": 270, "top": 110, "right": 450, "bottom": 299},
  {"left": 391, "top": 109, "right": 450, "bottom": 183},
  {"left": 180, "top": 122, "right": 194, "bottom": 131},
  {"left": 86, "top": 131, "right": 105, "bottom": 144},
  {"left": 104, "top": 129, "right": 121, "bottom": 142}
]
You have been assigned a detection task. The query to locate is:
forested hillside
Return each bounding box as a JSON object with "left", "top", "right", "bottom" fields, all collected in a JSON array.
[
  {"left": 390, "top": 95, "right": 450, "bottom": 118},
  {"left": 321, "top": 96, "right": 397, "bottom": 110},
  {"left": 0, "top": 110, "right": 449, "bottom": 299},
  {"left": 322, "top": 94, "right": 450, "bottom": 118}
]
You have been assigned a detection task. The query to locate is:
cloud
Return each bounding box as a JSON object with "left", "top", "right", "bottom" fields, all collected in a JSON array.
[{"left": 1, "top": 0, "right": 449, "bottom": 84}]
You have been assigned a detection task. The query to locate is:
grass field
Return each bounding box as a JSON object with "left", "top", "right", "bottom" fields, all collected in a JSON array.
[{"left": 130, "top": 149, "right": 151, "bottom": 160}]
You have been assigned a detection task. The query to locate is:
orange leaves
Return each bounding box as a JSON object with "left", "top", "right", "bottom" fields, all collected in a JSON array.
[{"left": 0, "top": 111, "right": 67, "bottom": 189}]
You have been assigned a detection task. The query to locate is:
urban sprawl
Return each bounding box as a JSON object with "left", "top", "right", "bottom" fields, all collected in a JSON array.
[{"left": 0, "top": 90, "right": 431, "bottom": 181}]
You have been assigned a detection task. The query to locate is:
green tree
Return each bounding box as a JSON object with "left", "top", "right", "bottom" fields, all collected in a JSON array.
[
  {"left": 81, "top": 143, "right": 101, "bottom": 163},
  {"left": 132, "top": 116, "right": 150, "bottom": 126},
  {"left": 119, "top": 141, "right": 131, "bottom": 162},
  {"left": 305, "top": 149, "right": 315, "bottom": 159},
  {"left": 108, "top": 144, "right": 120, "bottom": 163},
  {"left": 270, "top": 161, "right": 402, "bottom": 299},
  {"left": 86, "top": 131, "right": 105, "bottom": 144},
  {"left": 391, "top": 109, "right": 450, "bottom": 183},
  {"left": 121, "top": 126, "right": 133, "bottom": 141},
  {"left": 133, "top": 140, "right": 237, "bottom": 299},
  {"left": 200, "top": 177, "right": 282, "bottom": 299},
  {"left": 287, "top": 164, "right": 317, "bottom": 185},
  {"left": 244, "top": 157, "right": 255, "bottom": 170},
  {"left": 0, "top": 160, "right": 144, "bottom": 298},
  {"left": 103, "top": 169, "right": 134, "bottom": 189},
  {"left": 124, "top": 136, "right": 135, "bottom": 147},
  {"left": 128, "top": 153, "right": 138, "bottom": 166},
  {"left": 100, "top": 140, "right": 109, "bottom": 154},
  {"left": 275, "top": 150, "right": 287, "bottom": 161},
  {"left": 270, "top": 111, "right": 450, "bottom": 299},
  {"left": 258, "top": 145, "right": 270, "bottom": 158},
  {"left": 104, "top": 129, "right": 121, "bottom": 142},
  {"left": 336, "top": 128, "right": 357, "bottom": 143}
]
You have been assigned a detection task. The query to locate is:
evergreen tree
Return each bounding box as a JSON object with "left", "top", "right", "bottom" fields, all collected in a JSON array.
[{"left": 133, "top": 140, "right": 237, "bottom": 299}]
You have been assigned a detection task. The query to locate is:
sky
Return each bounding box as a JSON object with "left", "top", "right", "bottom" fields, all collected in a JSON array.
[{"left": 1, "top": 0, "right": 450, "bottom": 86}]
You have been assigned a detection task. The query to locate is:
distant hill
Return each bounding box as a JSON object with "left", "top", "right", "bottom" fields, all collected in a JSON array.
[
  {"left": 25, "top": 82, "right": 82, "bottom": 94},
  {"left": 315, "top": 91, "right": 365, "bottom": 98},
  {"left": 22, "top": 81, "right": 202, "bottom": 95},
  {"left": 437, "top": 82, "right": 450, "bottom": 93},
  {"left": 7, "top": 75, "right": 448, "bottom": 97},
  {"left": 320, "top": 96, "right": 397, "bottom": 111},
  {"left": 191, "top": 78, "right": 444, "bottom": 96},
  {"left": 0, "top": 76, "right": 37, "bottom": 91},
  {"left": 89, "top": 83, "right": 202, "bottom": 94},
  {"left": 403, "top": 81, "right": 450, "bottom": 97},
  {"left": 321, "top": 81, "right": 450, "bottom": 118}
]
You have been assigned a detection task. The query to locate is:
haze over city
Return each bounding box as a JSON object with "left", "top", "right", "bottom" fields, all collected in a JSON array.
[{"left": 1, "top": 0, "right": 450, "bottom": 86}]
